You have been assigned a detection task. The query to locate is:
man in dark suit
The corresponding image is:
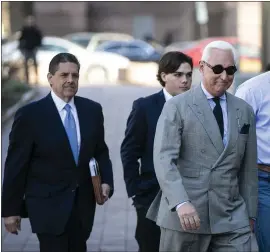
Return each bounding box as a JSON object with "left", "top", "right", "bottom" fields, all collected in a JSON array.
[
  {"left": 2, "top": 53, "right": 114, "bottom": 252},
  {"left": 120, "top": 51, "right": 193, "bottom": 252}
]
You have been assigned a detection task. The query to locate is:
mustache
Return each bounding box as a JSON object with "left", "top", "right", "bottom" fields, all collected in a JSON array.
[
  {"left": 63, "top": 84, "right": 76, "bottom": 88},
  {"left": 216, "top": 82, "right": 229, "bottom": 85}
]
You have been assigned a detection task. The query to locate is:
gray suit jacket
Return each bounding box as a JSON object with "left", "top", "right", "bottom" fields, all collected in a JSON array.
[{"left": 147, "top": 84, "right": 258, "bottom": 234}]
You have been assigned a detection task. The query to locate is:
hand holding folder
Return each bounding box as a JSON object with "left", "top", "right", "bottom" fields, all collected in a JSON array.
[{"left": 89, "top": 158, "right": 106, "bottom": 205}]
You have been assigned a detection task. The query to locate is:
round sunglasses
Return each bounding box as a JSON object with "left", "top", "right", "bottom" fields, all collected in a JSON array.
[{"left": 203, "top": 61, "right": 237, "bottom": 75}]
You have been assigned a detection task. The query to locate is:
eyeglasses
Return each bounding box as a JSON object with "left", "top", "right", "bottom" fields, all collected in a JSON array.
[{"left": 203, "top": 61, "right": 237, "bottom": 76}]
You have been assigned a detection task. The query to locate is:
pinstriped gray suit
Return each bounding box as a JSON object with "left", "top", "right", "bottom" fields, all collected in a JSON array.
[{"left": 147, "top": 84, "right": 258, "bottom": 251}]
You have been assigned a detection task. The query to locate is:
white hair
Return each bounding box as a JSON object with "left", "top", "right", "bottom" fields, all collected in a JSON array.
[{"left": 201, "top": 40, "right": 238, "bottom": 65}]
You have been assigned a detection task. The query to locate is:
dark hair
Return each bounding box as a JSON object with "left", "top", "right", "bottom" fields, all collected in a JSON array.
[
  {"left": 49, "top": 53, "right": 80, "bottom": 75},
  {"left": 265, "top": 63, "right": 270, "bottom": 72},
  {"left": 157, "top": 51, "right": 193, "bottom": 87}
]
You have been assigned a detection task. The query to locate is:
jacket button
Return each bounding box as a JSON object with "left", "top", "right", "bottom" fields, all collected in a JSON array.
[{"left": 201, "top": 149, "right": 206, "bottom": 153}]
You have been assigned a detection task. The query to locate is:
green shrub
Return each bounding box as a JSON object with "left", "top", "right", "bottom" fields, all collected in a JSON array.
[{"left": 1, "top": 79, "right": 31, "bottom": 111}]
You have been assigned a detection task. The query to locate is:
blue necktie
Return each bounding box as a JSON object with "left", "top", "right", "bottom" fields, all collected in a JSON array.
[{"left": 64, "top": 104, "right": 79, "bottom": 165}]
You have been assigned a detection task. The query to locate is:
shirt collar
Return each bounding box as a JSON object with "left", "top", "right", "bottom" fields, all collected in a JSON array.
[
  {"left": 201, "top": 82, "right": 226, "bottom": 101},
  {"left": 163, "top": 88, "right": 173, "bottom": 101},
  {"left": 51, "top": 90, "right": 75, "bottom": 112}
]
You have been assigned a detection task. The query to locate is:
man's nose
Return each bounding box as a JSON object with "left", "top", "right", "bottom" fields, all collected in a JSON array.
[
  {"left": 67, "top": 74, "right": 73, "bottom": 83},
  {"left": 220, "top": 70, "right": 228, "bottom": 80},
  {"left": 182, "top": 75, "right": 188, "bottom": 83}
]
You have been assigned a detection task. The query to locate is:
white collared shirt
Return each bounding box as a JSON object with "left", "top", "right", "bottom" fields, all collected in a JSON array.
[
  {"left": 235, "top": 72, "right": 270, "bottom": 164},
  {"left": 51, "top": 90, "right": 81, "bottom": 150},
  {"left": 201, "top": 83, "right": 228, "bottom": 147},
  {"left": 163, "top": 88, "right": 173, "bottom": 102}
]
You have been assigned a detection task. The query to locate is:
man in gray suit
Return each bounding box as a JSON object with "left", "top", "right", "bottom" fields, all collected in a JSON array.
[{"left": 147, "top": 40, "right": 258, "bottom": 252}]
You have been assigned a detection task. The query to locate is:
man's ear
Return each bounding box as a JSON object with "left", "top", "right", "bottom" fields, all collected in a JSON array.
[
  {"left": 161, "top": 72, "right": 167, "bottom": 83},
  {"left": 47, "top": 72, "right": 53, "bottom": 87}
]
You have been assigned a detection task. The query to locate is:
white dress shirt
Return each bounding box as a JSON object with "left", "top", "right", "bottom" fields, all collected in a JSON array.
[
  {"left": 51, "top": 90, "right": 81, "bottom": 151},
  {"left": 163, "top": 88, "right": 173, "bottom": 101},
  {"left": 235, "top": 72, "right": 270, "bottom": 164},
  {"left": 176, "top": 83, "right": 229, "bottom": 210}
]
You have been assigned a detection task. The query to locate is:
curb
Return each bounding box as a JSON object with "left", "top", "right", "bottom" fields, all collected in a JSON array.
[{"left": 2, "top": 88, "right": 39, "bottom": 125}]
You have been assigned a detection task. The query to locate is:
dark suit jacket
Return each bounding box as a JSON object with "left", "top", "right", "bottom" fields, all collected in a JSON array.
[
  {"left": 2, "top": 93, "right": 114, "bottom": 236},
  {"left": 19, "top": 25, "right": 42, "bottom": 51},
  {"left": 121, "top": 90, "right": 165, "bottom": 208}
]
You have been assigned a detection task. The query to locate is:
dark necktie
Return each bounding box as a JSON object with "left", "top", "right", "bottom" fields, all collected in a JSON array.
[{"left": 212, "top": 97, "right": 224, "bottom": 139}]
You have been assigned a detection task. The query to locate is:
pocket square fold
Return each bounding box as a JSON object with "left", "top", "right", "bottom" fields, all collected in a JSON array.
[{"left": 240, "top": 123, "right": 250, "bottom": 134}]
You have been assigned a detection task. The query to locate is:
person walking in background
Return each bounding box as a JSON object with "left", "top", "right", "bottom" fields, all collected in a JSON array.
[
  {"left": 235, "top": 71, "right": 270, "bottom": 252},
  {"left": 2, "top": 53, "right": 114, "bottom": 252},
  {"left": 147, "top": 41, "right": 258, "bottom": 252},
  {"left": 18, "top": 15, "right": 42, "bottom": 84},
  {"left": 121, "top": 51, "right": 193, "bottom": 252}
]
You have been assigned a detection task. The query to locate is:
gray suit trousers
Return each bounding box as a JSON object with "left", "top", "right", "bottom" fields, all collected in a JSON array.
[{"left": 160, "top": 226, "right": 252, "bottom": 252}]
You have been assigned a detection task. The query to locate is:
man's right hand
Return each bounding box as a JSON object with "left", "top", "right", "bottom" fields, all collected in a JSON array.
[
  {"left": 4, "top": 216, "right": 21, "bottom": 235},
  {"left": 176, "top": 202, "right": 200, "bottom": 231}
]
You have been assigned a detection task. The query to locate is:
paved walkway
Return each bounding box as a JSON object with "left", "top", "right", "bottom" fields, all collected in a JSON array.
[{"left": 2, "top": 85, "right": 258, "bottom": 251}]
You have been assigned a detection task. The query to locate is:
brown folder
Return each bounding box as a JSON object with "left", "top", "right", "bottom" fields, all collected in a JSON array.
[
  {"left": 90, "top": 158, "right": 105, "bottom": 205},
  {"left": 91, "top": 175, "right": 104, "bottom": 205}
]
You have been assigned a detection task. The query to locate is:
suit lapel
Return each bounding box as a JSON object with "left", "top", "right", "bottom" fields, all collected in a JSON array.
[
  {"left": 190, "top": 85, "right": 224, "bottom": 155},
  {"left": 45, "top": 94, "right": 77, "bottom": 166},
  {"left": 156, "top": 90, "right": 166, "bottom": 113},
  {"left": 220, "top": 93, "right": 240, "bottom": 158}
]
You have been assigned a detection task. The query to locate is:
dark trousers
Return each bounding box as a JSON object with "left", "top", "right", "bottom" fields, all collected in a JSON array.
[
  {"left": 135, "top": 206, "right": 161, "bottom": 252},
  {"left": 21, "top": 49, "right": 38, "bottom": 83},
  {"left": 37, "top": 191, "right": 87, "bottom": 252}
]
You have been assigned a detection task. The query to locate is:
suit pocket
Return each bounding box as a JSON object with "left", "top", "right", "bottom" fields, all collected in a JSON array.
[
  {"left": 180, "top": 167, "right": 202, "bottom": 190},
  {"left": 26, "top": 189, "right": 50, "bottom": 198},
  {"left": 230, "top": 185, "right": 240, "bottom": 201},
  {"left": 238, "top": 133, "right": 248, "bottom": 141},
  {"left": 237, "top": 134, "right": 248, "bottom": 157},
  {"left": 240, "top": 123, "right": 250, "bottom": 134},
  {"left": 26, "top": 184, "right": 70, "bottom": 198}
]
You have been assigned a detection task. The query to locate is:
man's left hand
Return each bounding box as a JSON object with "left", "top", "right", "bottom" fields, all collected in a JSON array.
[
  {"left": 101, "top": 184, "right": 110, "bottom": 202},
  {"left": 249, "top": 218, "right": 255, "bottom": 233}
]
